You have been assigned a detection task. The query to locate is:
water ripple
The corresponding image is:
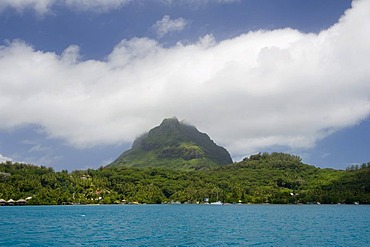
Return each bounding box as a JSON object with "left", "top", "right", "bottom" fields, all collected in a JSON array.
[{"left": 0, "top": 204, "right": 369, "bottom": 246}]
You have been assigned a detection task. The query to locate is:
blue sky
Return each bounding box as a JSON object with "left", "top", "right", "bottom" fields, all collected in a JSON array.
[{"left": 0, "top": 0, "right": 369, "bottom": 171}]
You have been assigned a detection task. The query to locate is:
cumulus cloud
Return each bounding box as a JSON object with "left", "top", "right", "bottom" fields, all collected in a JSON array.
[
  {"left": 0, "top": 0, "right": 370, "bottom": 159},
  {"left": 0, "top": 153, "right": 12, "bottom": 163},
  {"left": 153, "top": 15, "right": 189, "bottom": 38},
  {"left": 0, "top": 0, "right": 131, "bottom": 14}
]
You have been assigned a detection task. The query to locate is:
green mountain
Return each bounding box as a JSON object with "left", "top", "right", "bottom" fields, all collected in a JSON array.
[{"left": 109, "top": 117, "right": 233, "bottom": 169}]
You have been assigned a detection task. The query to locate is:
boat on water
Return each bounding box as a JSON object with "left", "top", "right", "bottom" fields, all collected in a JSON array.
[
  {"left": 210, "top": 191, "right": 223, "bottom": 205},
  {"left": 210, "top": 201, "right": 223, "bottom": 205}
]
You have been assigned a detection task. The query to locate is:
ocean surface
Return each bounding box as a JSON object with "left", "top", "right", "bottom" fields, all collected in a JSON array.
[{"left": 0, "top": 204, "right": 369, "bottom": 246}]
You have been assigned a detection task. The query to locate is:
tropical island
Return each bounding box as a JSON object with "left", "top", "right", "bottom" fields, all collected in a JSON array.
[{"left": 1, "top": 118, "right": 369, "bottom": 205}]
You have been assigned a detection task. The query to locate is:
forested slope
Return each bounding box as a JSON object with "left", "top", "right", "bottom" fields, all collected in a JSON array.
[
  {"left": 1, "top": 153, "right": 369, "bottom": 205},
  {"left": 109, "top": 117, "right": 232, "bottom": 170}
]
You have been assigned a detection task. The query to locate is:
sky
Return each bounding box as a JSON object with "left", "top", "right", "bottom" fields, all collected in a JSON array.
[{"left": 0, "top": 0, "right": 369, "bottom": 171}]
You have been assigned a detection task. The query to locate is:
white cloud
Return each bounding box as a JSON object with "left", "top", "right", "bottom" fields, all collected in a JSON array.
[
  {"left": 0, "top": 0, "right": 236, "bottom": 15},
  {"left": 0, "top": 153, "right": 12, "bottom": 163},
  {"left": 0, "top": 0, "right": 370, "bottom": 160},
  {"left": 0, "top": 0, "right": 54, "bottom": 14},
  {"left": 153, "top": 15, "right": 189, "bottom": 38},
  {"left": 0, "top": 0, "right": 131, "bottom": 14}
]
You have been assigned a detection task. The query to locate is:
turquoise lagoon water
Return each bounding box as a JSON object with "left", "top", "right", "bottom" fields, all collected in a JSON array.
[{"left": 0, "top": 204, "right": 369, "bottom": 246}]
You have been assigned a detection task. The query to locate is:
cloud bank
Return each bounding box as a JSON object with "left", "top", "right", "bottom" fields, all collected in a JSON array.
[{"left": 0, "top": 0, "right": 369, "bottom": 159}]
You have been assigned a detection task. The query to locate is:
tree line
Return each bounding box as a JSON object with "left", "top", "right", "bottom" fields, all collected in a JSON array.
[{"left": 0, "top": 153, "right": 369, "bottom": 205}]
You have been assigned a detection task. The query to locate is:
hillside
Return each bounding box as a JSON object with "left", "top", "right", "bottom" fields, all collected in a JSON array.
[
  {"left": 109, "top": 117, "right": 233, "bottom": 170},
  {"left": 1, "top": 153, "right": 369, "bottom": 205}
]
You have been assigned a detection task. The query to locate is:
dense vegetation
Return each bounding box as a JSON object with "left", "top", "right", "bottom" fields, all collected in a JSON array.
[
  {"left": 1, "top": 153, "right": 369, "bottom": 205},
  {"left": 109, "top": 117, "right": 232, "bottom": 170}
]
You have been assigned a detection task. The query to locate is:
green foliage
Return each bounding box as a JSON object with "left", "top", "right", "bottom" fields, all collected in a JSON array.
[
  {"left": 159, "top": 143, "right": 205, "bottom": 160},
  {"left": 1, "top": 153, "right": 369, "bottom": 205},
  {"left": 109, "top": 117, "right": 232, "bottom": 169}
]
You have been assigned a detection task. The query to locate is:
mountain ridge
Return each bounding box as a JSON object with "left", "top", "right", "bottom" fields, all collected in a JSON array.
[{"left": 109, "top": 117, "right": 233, "bottom": 169}]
